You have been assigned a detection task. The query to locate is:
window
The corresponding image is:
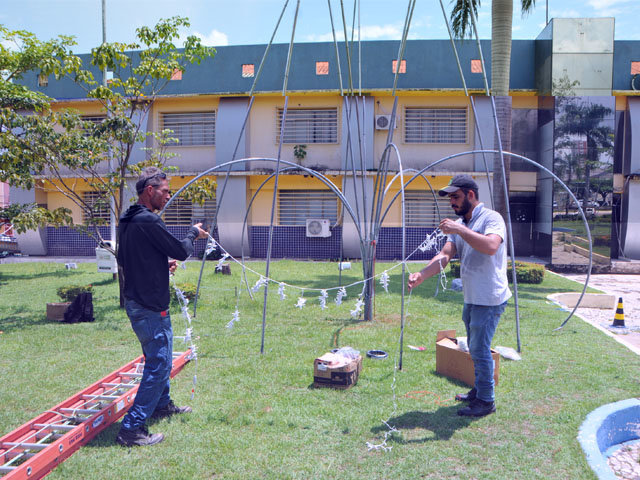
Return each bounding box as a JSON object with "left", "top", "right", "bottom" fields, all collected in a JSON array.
[
  {"left": 471, "top": 59, "right": 483, "bottom": 73},
  {"left": 161, "top": 112, "right": 216, "bottom": 146},
  {"left": 38, "top": 74, "right": 48, "bottom": 87},
  {"left": 278, "top": 190, "right": 338, "bottom": 226},
  {"left": 171, "top": 69, "right": 183, "bottom": 80},
  {"left": 316, "top": 61, "right": 329, "bottom": 75},
  {"left": 162, "top": 197, "right": 193, "bottom": 226},
  {"left": 81, "top": 115, "right": 106, "bottom": 137},
  {"left": 276, "top": 108, "right": 338, "bottom": 144},
  {"left": 404, "top": 191, "right": 455, "bottom": 227},
  {"left": 392, "top": 59, "right": 406, "bottom": 74},
  {"left": 242, "top": 64, "right": 255, "bottom": 77},
  {"left": 404, "top": 107, "right": 467, "bottom": 144},
  {"left": 82, "top": 191, "right": 110, "bottom": 223},
  {"left": 631, "top": 62, "right": 640, "bottom": 75},
  {"left": 162, "top": 197, "right": 217, "bottom": 226},
  {"left": 191, "top": 198, "right": 217, "bottom": 224}
]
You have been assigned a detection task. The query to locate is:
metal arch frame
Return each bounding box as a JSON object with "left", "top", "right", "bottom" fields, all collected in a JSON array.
[{"left": 376, "top": 148, "right": 592, "bottom": 331}]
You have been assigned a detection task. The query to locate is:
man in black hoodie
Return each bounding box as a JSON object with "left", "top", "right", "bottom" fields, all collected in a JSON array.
[{"left": 116, "top": 167, "right": 207, "bottom": 447}]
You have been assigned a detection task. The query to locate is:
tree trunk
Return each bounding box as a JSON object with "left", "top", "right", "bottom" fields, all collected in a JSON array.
[
  {"left": 493, "top": 95, "right": 512, "bottom": 220},
  {"left": 491, "top": 0, "right": 513, "bottom": 96}
]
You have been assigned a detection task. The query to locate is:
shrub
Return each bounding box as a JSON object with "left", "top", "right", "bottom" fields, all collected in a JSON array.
[
  {"left": 171, "top": 282, "right": 198, "bottom": 306},
  {"left": 56, "top": 284, "right": 93, "bottom": 302},
  {"left": 448, "top": 260, "right": 544, "bottom": 284},
  {"left": 593, "top": 235, "right": 610, "bottom": 247}
]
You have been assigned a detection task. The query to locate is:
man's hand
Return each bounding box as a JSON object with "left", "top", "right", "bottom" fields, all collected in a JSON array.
[
  {"left": 168, "top": 259, "right": 178, "bottom": 274},
  {"left": 408, "top": 271, "right": 424, "bottom": 290},
  {"left": 439, "top": 218, "right": 465, "bottom": 235},
  {"left": 193, "top": 223, "right": 208, "bottom": 240}
]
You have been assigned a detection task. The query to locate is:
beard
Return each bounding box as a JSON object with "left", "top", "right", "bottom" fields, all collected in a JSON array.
[{"left": 453, "top": 196, "right": 473, "bottom": 217}]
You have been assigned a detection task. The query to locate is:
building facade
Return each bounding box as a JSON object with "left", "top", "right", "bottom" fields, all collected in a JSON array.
[{"left": 12, "top": 18, "right": 640, "bottom": 264}]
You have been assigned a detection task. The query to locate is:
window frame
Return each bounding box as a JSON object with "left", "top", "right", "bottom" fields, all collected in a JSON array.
[
  {"left": 277, "top": 189, "right": 339, "bottom": 226},
  {"left": 160, "top": 111, "right": 216, "bottom": 147},
  {"left": 276, "top": 107, "right": 339, "bottom": 145},
  {"left": 403, "top": 107, "right": 468, "bottom": 144}
]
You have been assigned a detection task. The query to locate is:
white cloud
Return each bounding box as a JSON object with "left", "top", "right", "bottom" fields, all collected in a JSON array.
[
  {"left": 304, "top": 22, "right": 405, "bottom": 42},
  {"left": 182, "top": 29, "right": 229, "bottom": 47}
]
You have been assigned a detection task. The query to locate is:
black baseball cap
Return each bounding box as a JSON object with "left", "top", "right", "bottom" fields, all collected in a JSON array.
[{"left": 438, "top": 174, "right": 478, "bottom": 196}]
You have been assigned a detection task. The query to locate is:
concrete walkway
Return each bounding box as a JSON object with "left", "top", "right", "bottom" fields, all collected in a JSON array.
[{"left": 551, "top": 272, "right": 640, "bottom": 354}]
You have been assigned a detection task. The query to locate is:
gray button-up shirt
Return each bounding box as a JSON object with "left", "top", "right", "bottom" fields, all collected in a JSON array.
[{"left": 447, "top": 203, "right": 512, "bottom": 306}]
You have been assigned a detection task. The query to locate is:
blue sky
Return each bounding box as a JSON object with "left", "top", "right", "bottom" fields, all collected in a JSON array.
[{"left": 1, "top": 0, "right": 638, "bottom": 54}]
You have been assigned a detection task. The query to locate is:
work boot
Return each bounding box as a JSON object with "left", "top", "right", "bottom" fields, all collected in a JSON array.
[
  {"left": 455, "top": 387, "right": 477, "bottom": 403},
  {"left": 116, "top": 425, "right": 164, "bottom": 447},
  {"left": 152, "top": 400, "right": 192, "bottom": 419},
  {"left": 457, "top": 398, "right": 496, "bottom": 417}
]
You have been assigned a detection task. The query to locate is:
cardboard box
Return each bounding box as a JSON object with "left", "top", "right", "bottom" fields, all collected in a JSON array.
[
  {"left": 435, "top": 330, "right": 499, "bottom": 387},
  {"left": 313, "top": 353, "right": 362, "bottom": 390}
]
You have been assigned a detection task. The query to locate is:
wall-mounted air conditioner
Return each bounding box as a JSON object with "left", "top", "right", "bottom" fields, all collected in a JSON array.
[
  {"left": 375, "top": 114, "right": 396, "bottom": 130},
  {"left": 305, "top": 219, "right": 331, "bottom": 238}
]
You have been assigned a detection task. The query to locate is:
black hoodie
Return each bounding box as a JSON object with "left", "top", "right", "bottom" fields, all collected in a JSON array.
[{"left": 118, "top": 204, "right": 198, "bottom": 311}]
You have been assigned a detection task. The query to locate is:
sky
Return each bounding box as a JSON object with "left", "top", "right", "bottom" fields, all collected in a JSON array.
[{"left": 0, "top": 0, "right": 638, "bottom": 54}]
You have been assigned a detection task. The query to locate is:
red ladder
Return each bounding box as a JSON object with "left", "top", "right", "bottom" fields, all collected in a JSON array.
[{"left": 0, "top": 350, "right": 192, "bottom": 479}]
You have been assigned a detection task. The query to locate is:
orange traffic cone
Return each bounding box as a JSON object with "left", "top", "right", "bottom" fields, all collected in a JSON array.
[{"left": 612, "top": 297, "right": 625, "bottom": 327}]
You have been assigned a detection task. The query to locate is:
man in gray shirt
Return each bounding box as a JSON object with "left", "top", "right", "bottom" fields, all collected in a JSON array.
[{"left": 408, "top": 174, "right": 511, "bottom": 417}]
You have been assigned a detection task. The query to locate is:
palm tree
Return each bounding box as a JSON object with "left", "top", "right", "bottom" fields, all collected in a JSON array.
[
  {"left": 555, "top": 98, "right": 614, "bottom": 209},
  {"left": 450, "top": 0, "right": 536, "bottom": 96},
  {"left": 449, "top": 0, "right": 536, "bottom": 218}
]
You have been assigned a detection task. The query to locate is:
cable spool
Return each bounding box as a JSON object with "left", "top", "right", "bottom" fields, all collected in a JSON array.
[{"left": 366, "top": 350, "right": 388, "bottom": 359}]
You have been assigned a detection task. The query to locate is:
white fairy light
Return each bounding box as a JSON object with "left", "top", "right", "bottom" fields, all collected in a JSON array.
[
  {"left": 226, "top": 308, "right": 240, "bottom": 329},
  {"left": 380, "top": 271, "right": 390, "bottom": 293},
  {"left": 318, "top": 290, "right": 328, "bottom": 310},
  {"left": 418, "top": 229, "right": 446, "bottom": 253},
  {"left": 205, "top": 236, "right": 218, "bottom": 256},
  {"left": 251, "top": 276, "right": 268, "bottom": 293},
  {"left": 215, "top": 253, "right": 230, "bottom": 271},
  {"left": 295, "top": 296, "right": 307, "bottom": 309},
  {"left": 335, "top": 286, "right": 347, "bottom": 306},
  {"left": 278, "top": 282, "right": 287, "bottom": 300},
  {"left": 350, "top": 297, "right": 364, "bottom": 318}
]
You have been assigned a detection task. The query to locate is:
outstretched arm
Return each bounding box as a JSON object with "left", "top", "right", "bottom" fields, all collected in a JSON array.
[{"left": 407, "top": 241, "right": 456, "bottom": 290}]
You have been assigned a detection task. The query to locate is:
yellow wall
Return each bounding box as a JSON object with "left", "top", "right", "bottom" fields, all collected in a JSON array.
[
  {"left": 248, "top": 174, "right": 343, "bottom": 226},
  {"left": 248, "top": 96, "right": 343, "bottom": 169},
  {"left": 380, "top": 174, "right": 454, "bottom": 227},
  {"left": 150, "top": 97, "right": 219, "bottom": 173},
  {"left": 372, "top": 95, "right": 474, "bottom": 171}
]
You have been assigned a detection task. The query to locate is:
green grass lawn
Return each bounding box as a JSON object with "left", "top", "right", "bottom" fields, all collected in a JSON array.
[{"left": 1, "top": 260, "right": 638, "bottom": 479}]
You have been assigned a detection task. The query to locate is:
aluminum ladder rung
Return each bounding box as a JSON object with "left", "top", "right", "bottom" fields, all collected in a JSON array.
[
  {"left": 81, "top": 394, "right": 119, "bottom": 401},
  {"left": 2, "top": 442, "right": 48, "bottom": 450},
  {"left": 101, "top": 382, "right": 136, "bottom": 389},
  {"left": 120, "top": 372, "right": 143, "bottom": 378},
  {"left": 59, "top": 408, "right": 101, "bottom": 415},
  {"left": 33, "top": 423, "right": 76, "bottom": 431},
  {"left": 0, "top": 466, "right": 16, "bottom": 474}
]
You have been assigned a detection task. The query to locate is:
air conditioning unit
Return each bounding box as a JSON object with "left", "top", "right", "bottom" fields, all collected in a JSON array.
[
  {"left": 375, "top": 114, "right": 396, "bottom": 130},
  {"left": 305, "top": 218, "right": 331, "bottom": 238}
]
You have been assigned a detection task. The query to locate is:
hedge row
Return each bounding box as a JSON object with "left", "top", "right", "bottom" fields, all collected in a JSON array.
[{"left": 448, "top": 260, "right": 544, "bottom": 284}]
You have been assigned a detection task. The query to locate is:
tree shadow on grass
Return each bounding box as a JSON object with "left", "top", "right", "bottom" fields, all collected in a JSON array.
[{"left": 370, "top": 405, "right": 475, "bottom": 444}]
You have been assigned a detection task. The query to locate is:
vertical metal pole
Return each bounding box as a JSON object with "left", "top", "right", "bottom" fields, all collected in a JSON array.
[{"left": 102, "top": 0, "right": 116, "bottom": 250}]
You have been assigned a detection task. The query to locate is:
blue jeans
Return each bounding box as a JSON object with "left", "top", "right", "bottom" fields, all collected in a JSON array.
[
  {"left": 121, "top": 299, "right": 173, "bottom": 431},
  {"left": 462, "top": 301, "right": 507, "bottom": 403}
]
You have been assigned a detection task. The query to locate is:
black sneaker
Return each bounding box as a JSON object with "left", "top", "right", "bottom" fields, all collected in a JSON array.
[
  {"left": 457, "top": 398, "right": 496, "bottom": 417},
  {"left": 151, "top": 400, "right": 192, "bottom": 419},
  {"left": 116, "top": 425, "right": 164, "bottom": 447},
  {"left": 455, "top": 387, "right": 477, "bottom": 403}
]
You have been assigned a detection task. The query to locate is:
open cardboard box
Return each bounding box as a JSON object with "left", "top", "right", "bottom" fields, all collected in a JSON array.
[
  {"left": 313, "top": 353, "right": 362, "bottom": 390},
  {"left": 435, "top": 330, "right": 499, "bottom": 387}
]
